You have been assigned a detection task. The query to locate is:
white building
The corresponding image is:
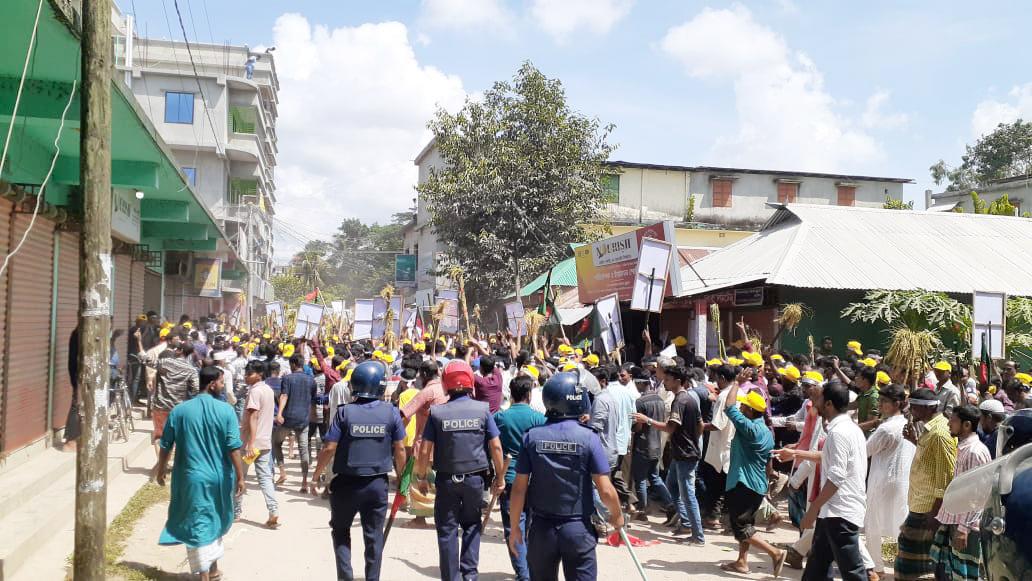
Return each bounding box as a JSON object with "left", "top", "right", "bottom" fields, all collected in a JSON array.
[
  {"left": 112, "top": 10, "right": 278, "bottom": 310},
  {"left": 604, "top": 161, "right": 912, "bottom": 228},
  {"left": 930, "top": 175, "right": 1032, "bottom": 215},
  {"left": 403, "top": 141, "right": 912, "bottom": 298}
]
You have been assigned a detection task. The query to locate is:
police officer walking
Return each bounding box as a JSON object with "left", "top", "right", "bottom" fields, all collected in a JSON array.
[
  {"left": 312, "top": 360, "right": 406, "bottom": 581},
  {"left": 506, "top": 372, "right": 626, "bottom": 581},
  {"left": 414, "top": 360, "right": 506, "bottom": 581}
]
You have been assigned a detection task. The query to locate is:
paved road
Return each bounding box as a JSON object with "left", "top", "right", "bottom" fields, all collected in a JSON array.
[{"left": 122, "top": 464, "right": 805, "bottom": 580}]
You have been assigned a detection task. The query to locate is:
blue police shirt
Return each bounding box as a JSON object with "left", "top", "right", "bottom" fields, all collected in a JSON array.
[
  {"left": 421, "top": 394, "right": 501, "bottom": 442},
  {"left": 515, "top": 419, "right": 610, "bottom": 518},
  {"left": 494, "top": 404, "right": 546, "bottom": 484},
  {"left": 324, "top": 399, "right": 406, "bottom": 444}
]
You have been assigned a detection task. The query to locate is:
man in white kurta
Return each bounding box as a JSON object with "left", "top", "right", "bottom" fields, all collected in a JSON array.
[{"left": 864, "top": 384, "right": 915, "bottom": 574}]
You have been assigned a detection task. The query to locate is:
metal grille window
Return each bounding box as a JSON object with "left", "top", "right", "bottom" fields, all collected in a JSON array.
[
  {"left": 229, "top": 106, "right": 258, "bottom": 134},
  {"left": 164, "top": 92, "right": 194, "bottom": 124}
]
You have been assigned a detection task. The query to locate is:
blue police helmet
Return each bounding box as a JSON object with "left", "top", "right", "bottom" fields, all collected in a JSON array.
[
  {"left": 542, "top": 372, "right": 588, "bottom": 419},
  {"left": 998, "top": 409, "right": 1032, "bottom": 457},
  {"left": 350, "top": 360, "right": 387, "bottom": 399}
]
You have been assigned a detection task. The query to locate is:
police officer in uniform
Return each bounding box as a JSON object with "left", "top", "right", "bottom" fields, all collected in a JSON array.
[
  {"left": 414, "top": 360, "right": 505, "bottom": 581},
  {"left": 313, "top": 360, "right": 406, "bottom": 581},
  {"left": 506, "top": 372, "right": 625, "bottom": 581}
]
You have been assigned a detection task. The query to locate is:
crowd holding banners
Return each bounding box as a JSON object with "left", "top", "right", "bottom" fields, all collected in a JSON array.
[{"left": 92, "top": 298, "right": 1032, "bottom": 580}]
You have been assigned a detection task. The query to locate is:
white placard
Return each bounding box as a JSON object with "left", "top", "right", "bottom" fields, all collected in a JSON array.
[
  {"left": 630, "top": 237, "right": 672, "bottom": 313},
  {"left": 596, "top": 293, "right": 625, "bottom": 353},
  {"left": 354, "top": 299, "right": 375, "bottom": 340},
  {"left": 504, "top": 301, "right": 526, "bottom": 337},
  {"left": 371, "top": 297, "right": 403, "bottom": 338},
  {"left": 265, "top": 301, "right": 284, "bottom": 328},
  {"left": 293, "top": 302, "right": 325, "bottom": 339},
  {"left": 415, "top": 289, "right": 434, "bottom": 308},
  {"left": 330, "top": 300, "right": 346, "bottom": 314},
  {"left": 973, "top": 290, "right": 1006, "bottom": 360},
  {"left": 402, "top": 307, "right": 417, "bottom": 331}
]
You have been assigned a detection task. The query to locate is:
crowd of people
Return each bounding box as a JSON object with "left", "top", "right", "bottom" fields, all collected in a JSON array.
[{"left": 96, "top": 311, "right": 1032, "bottom": 580}]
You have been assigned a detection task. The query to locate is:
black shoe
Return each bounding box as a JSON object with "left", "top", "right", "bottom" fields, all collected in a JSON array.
[
  {"left": 671, "top": 526, "right": 693, "bottom": 536},
  {"left": 663, "top": 514, "right": 681, "bottom": 527},
  {"left": 633, "top": 511, "right": 649, "bottom": 522}
]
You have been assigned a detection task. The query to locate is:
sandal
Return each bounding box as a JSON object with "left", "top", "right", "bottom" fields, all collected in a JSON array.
[
  {"left": 772, "top": 550, "right": 787, "bottom": 578},
  {"left": 720, "top": 562, "right": 749, "bottom": 574}
]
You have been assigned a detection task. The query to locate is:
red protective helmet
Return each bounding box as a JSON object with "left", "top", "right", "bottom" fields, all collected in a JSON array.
[{"left": 442, "top": 360, "right": 475, "bottom": 392}]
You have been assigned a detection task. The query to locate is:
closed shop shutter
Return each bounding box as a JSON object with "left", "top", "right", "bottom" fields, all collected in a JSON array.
[
  {"left": 0, "top": 198, "right": 11, "bottom": 445},
  {"left": 130, "top": 260, "right": 145, "bottom": 323},
  {"left": 143, "top": 269, "right": 162, "bottom": 315},
  {"left": 113, "top": 253, "right": 132, "bottom": 370},
  {"left": 3, "top": 213, "right": 55, "bottom": 452},
  {"left": 52, "top": 230, "right": 79, "bottom": 431}
]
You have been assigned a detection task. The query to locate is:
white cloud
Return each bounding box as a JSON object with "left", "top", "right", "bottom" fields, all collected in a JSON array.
[
  {"left": 775, "top": 0, "right": 799, "bottom": 14},
  {"left": 271, "top": 14, "right": 466, "bottom": 259},
  {"left": 972, "top": 83, "right": 1032, "bottom": 137},
  {"left": 862, "top": 90, "right": 908, "bottom": 129},
  {"left": 420, "top": 0, "right": 512, "bottom": 30},
  {"left": 660, "top": 4, "right": 882, "bottom": 173},
  {"left": 529, "top": 0, "right": 634, "bottom": 42}
]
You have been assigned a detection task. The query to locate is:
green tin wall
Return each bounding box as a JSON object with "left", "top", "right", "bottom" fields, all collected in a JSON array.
[{"left": 777, "top": 288, "right": 890, "bottom": 357}]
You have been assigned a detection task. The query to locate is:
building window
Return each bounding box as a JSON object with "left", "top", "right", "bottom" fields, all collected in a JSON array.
[
  {"left": 777, "top": 182, "right": 798, "bottom": 203},
  {"left": 601, "top": 174, "right": 620, "bottom": 204},
  {"left": 164, "top": 92, "right": 195, "bottom": 124},
  {"left": 712, "top": 179, "right": 733, "bottom": 207},
  {"left": 837, "top": 185, "right": 856, "bottom": 206},
  {"left": 181, "top": 167, "right": 197, "bottom": 186}
]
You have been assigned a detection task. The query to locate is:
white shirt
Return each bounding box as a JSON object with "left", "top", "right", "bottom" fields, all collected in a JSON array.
[
  {"left": 818, "top": 414, "right": 868, "bottom": 527},
  {"left": 703, "top": 386, "right": 736, "bottom": 473}
]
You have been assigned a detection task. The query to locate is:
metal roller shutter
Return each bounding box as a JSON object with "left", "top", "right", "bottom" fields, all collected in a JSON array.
[
  {"left": 52, "top": 230, "right": 79, "bottom": 431},
  {"left": 130, "top": 260, "right": 145, "bottom": 323},
  {"left": 0, "top": 198, "right": 11, "bottom": 448},
  {"left": 3, "top": 213, "right": 55, "bottom": 452},
  {"left": 113, "top": 253, "right": 132, "bottom": 371}
]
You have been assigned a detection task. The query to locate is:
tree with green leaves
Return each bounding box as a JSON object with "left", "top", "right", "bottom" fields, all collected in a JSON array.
[
  {"left": 417, "top": 62, "right": 614, "bottom": 304},
  {"left": 931, "top": 119, "right": 1032, "bottom": 190}
]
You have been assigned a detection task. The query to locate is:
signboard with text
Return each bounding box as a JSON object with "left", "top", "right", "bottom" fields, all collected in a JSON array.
[
  {"left": 395, "top": 254, "right": 417, "bottom": 287},
  {"left": 111, "top": 189, "right": 141, "bottom": 243},
  {"left": 574, "top": 221, "right": 684, "bottom": 304},
  {"left": 194, "top": 258, "right": 222, "bottom": 298}
]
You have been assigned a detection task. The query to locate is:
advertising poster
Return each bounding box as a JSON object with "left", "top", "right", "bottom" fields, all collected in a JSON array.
[
  {"left": 194, "top": 258, "right": 222, "bottom": 298},
  {"left": 574, "top": 221, "right": 683, "bottom": 304}
]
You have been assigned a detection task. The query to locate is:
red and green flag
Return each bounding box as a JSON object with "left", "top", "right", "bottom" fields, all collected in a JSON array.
[
  {"left": 537, "top": 269, "right": 559, "bottom": 325},
  {"left": 979, "top": 331, "right": 992, "bottom": 386}
]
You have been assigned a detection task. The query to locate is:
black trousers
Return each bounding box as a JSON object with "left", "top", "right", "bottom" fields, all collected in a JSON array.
[
  {"left": 610, "top": 455, "right": 631, "bottom": 506},
  {"left": 801, "top": 517, "right": 867, "bottom": 581},
  {"left": 699, "top": 462, "right": 726, "bottom": 520}
]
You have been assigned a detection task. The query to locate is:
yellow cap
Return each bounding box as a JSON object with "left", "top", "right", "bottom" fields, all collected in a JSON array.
[
  {"left": 860, "top": 357, "right": 877, "bottom": 368},
  {"left": 672, "top": 336, "right": 688, "bottom": 347},
  {"left": 575, "top": 348, "right": 584, "bottom": 357},
  {"left": 382, "top": 354, "right": 395, "bottom": 364},
  {"left": 136, "top": 313, "right": 147, "bottom": 322},
  {"left": 770, "top": 354, "right": 785, "bottom": 362},
  {"left": 778, "top": 365, "right": 801, "bottom": 382},
  {"left": 159, "top": 328, "right": 171, "bottom": 339},
  {"left": 281, "top": 343, "right": 295, "bottom": 358},
  {"left": 561, "top": 362, "right": 578, "bottom": 372},
  {"left": 727, "top": 357, "right": 744, "bottom": 366},
  {"left": 372, "top": 350, "right": 384, "bottom": 360},
  {"left": 162, "top": 321, "right": 173, "bottom": 330},
  {"left": 1016, "top": 372, "right": 1032, "bottom": 386},
  {"left": 403, "top": 339, "right": 413, "bottom": 345},
  {"left": 558, "top": 344, "right": 574, "bottom": 355},
  {"left": 932, "top": 361, "right": 952, "bottom": 372},
  {"left": 414, "top": 342, "right": 426, "bottom": 352},
  {"left": 802, "top": 370, "right": 825, "bottom": 384},
  {"left": 231, "top": 335, "right": 241, "bottom": 343},
  {"left": 875, "top": 371, "right": 891, "bottom": 386},
  {"left": 183, "top": 322, "right": 192, "bottom": 329},
  {"left": 706, "top": 358, "right": 723, "bottom": 367},
  {"left": 584, "top": 354, "right": 600, "bottom": 367},
  {"left": 310, "top": 357, "right": 320, "bottom": 369},
  {"left": 737, "top": 391, "right": 767, "bottom": 413},
  {"left": 742, "top": 352, "right": 763, "bottom": 367},
  {"left": 263, "top": 333, "right": 271, "bottom": 339},
  {"left": 332, "top": 335, "right": 340, "bottom": 342},
  {"left": 343, "top": 368, "right": 354, "bottom": 382},
  {"left": 423, "top": 332, "right": 432, "bottom": 339},
  {"left": 524, "top": 365, "right": 540, "bottom": 379},
  {"left": 847, "top": 340, "right": 862, "bottom": 355}
]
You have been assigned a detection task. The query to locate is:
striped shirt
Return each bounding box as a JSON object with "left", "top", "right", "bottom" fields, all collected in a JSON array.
[
  {"left": 935, "top": 433, "right": 991, "bottom": 531},
  {"left": 907, "top": 414, "right": 957, "bottom": 513}
]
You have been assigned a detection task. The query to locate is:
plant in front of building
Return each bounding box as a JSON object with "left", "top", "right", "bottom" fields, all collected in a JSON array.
[
  {"left": 842, "top": 290, "right": 972, "bottom": 381},
  {"left": 418, "top": 61, "right": 615, "bottom": 305},
  {"left": 882, "top": 195, "right": 913, "bottom": 210},
  {"left": 1005, "top": 296, "right": 1032, "bottom": 360}
]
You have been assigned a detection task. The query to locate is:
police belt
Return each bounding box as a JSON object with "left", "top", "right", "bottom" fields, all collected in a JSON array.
[{"left": 437, "top": 470, "right": 488, "bottom": 483}]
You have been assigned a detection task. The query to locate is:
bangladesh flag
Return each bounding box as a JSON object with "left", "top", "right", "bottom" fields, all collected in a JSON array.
[
  {"left": 979, "top": 331, "right": 992, "bottom": 386},
  {"left": 537, "top": 269, "right": 559, "bottom": 324},
  {"left": 574, "top": 305, "right": 606, "bottom": 346},
  {"left": 398, "top": 456, "right": 415, "bottom": 495}
]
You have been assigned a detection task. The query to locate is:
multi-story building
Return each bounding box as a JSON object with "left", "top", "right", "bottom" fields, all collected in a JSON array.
[
  {"left": 403, "top": 140, "right": 912, "bottom": 299},
  {"left": 112, "top": 8, "right": 278, "bottom": 314},
  {"left": 930, "top": 175, "right": 1032, "bottom": 215}
]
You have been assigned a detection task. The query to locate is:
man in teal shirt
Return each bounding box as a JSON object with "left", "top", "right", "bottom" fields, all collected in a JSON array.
[
  {"left": 493, "top": 375, "right": 546, "bottom": 581},
  {"left": 156, "top": 366, "right": 245, "bottom": 581},
  {"left": 718, "top": 365, "right": 786, "bottom": 577}
]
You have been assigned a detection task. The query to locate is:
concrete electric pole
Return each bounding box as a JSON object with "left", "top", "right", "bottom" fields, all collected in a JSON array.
[{"left": 75, "top": 0, "right": 113, "bottom": 578}]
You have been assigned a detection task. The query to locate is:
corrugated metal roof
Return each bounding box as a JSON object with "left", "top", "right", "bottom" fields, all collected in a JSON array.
[
  {"left": 520, "top": 257, "right": 579, "bottom": 297},
  {"left": 678, "top": 204, "right": 1032, "bottom": 297}
]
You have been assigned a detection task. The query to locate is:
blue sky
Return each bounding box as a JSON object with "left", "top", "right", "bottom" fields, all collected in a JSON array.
[{"left": 126, "top": 1, "right": 1032, "bottom": 257}]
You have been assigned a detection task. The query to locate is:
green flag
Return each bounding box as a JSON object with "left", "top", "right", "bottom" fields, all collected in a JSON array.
[
  {"left": 537, "top": 269, "right": 559, "bottom": 324},
  {"left": 398, "top": 456, "right": 415, "bottom": 496}
]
